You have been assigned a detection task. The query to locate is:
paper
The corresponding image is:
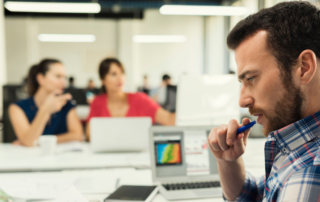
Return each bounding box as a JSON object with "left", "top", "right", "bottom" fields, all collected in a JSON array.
[
  {"left": 184, "top": 130, "right": 210, "bottom": 176},
  {"left": 54, "top": 186, "right": 88, "bottom": 202},
  {"left": 55, "top": 141, "right": 83, "bottom": 154},
  {"left": 0, "top": 177, "right": 77, "bottom": 199}
]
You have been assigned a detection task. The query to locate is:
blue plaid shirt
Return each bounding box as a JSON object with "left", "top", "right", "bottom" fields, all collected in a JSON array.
[{"left": 231, "top": 111, "right": 320, "bottom": 202}]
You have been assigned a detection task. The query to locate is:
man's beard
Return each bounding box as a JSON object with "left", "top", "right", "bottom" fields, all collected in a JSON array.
[{"left": 249, "top": 83, "right": 304, "bottom": 137}]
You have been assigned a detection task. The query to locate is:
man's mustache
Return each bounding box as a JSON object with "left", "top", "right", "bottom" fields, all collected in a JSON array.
[{"left": 249, "top": 107, "right": 266, "bottom": 116}]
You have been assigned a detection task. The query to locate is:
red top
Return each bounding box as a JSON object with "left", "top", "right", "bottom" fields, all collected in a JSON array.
[{"left": 87, "top": 92, "right": 161, "bottom": 123}]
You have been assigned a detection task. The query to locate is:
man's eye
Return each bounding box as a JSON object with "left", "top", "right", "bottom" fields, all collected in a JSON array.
[{"left": 247, "top": 77, "right": 255, "bottom": 82}]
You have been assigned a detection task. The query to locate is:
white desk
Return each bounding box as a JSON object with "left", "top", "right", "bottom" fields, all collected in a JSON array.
[
  {"left": 0, "top": 143, "right": 149, "bottom": 172},
  {"left": 0, "top": 138, "right": 265, "bottom": 173},
  {"left": 0, "top": 138, "right": 266, "bottom": 202},
  {"left": 0, "top": 168, "right": 224, "bottom": 202}
]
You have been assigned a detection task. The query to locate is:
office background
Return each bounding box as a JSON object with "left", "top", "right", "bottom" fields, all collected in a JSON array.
[{"left": 0, "top": 0, "right": 318, "bottom": 201}]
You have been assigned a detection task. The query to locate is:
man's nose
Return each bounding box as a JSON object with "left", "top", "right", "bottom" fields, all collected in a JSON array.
[{"left": 239, "top": 87, "right": 253, "bottom": 108}]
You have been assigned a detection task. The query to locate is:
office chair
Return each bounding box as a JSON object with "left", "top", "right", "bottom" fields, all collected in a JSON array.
[{"left": 2, "top": 85, "right": 27, "bottom": 143}]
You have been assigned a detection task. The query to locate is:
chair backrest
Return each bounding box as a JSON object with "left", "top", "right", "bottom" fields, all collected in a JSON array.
[{"left": 2, "top": 85, "right": 27, "bottom": 143}]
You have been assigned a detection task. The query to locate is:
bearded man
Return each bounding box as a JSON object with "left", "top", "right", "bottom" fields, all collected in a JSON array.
[{"left": 208, "top": 1, "right": 320, "bottom": 201}]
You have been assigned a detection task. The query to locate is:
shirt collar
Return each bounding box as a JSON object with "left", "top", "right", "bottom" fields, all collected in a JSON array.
[{"left": 268, "top": 111, "right": 320, "bottom": 155}]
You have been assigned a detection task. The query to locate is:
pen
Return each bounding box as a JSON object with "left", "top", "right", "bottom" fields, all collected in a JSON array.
[{"left": 236, "top": 120, "right": 256, "bottom": 135}]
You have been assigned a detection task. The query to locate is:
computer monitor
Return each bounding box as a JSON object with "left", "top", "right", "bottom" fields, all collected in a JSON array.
[
  {"left": 64, "top": 88, "right": 87, "bottom": 105},
  {"left": 176, "top": 75, "right": 240, "bottom": 126},
  {"left": 163, "top": 85, "right": 177, "bottom": 113}
]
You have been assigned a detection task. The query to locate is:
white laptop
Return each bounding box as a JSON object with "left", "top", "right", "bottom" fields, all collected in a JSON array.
[
  {"left": 90, "top": 117, "right": 152, "bottom": 152},
  {"left": 149, "top": 126, "right": 222, "bottom": 200}
]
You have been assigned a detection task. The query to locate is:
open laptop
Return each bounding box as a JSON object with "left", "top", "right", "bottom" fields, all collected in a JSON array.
[
  {"left": 149, "top": 126, "right": 222, "bottom": 200},
  {"left": 90, "top": 117, "right": 152, "bottom": 152}
]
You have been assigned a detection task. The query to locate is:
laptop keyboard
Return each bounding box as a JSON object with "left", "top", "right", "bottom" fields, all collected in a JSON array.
[{"left": 162, "top": 181, "right": 221, "bottom": 191}]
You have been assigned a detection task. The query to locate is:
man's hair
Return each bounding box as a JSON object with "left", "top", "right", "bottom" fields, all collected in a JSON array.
[
  {"left": 69, "top": 77, "right": 74, "bottom": 83},
  {"left": 227, "top": 1, "right": 320, "bottom": 86},
  {"left": 162, "top": 74, "right": 171, "bottom": 81}
]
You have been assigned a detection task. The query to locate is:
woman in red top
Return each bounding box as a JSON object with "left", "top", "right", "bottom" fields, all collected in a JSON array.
[{"left": 86, "top": 58, "right": 175, "bottom": 140}]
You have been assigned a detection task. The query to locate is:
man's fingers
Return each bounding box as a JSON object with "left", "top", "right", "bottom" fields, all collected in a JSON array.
[
  {"left": 208, "top": 128, "right": 221, "bottom": 152},
  {"left": 241, "top": 117, "right": 252, "bottom": 144},
  {"left": 226, "top": 119, "right": 239, "bottom": 146},
  {"left": 209, "top": 133, "right": 221, "bottom": 152},
  {"left": 217, "top": 126, "right": 228, "bottom": 151},
  {"left": 233, "top": 133, "right": 245, "bottom": 156},
  {"left": 241, "top": 118, "right": 251, "bottom": 127}
]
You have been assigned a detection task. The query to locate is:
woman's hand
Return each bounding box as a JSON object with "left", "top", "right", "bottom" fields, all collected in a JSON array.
[{"left": 40, "top": 93, "right": 72, "bottom": 114}]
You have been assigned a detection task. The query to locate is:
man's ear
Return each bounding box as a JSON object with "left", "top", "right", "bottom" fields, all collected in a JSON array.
[{"left": 296, "top": 50, "right": 317, "bottom": 85}]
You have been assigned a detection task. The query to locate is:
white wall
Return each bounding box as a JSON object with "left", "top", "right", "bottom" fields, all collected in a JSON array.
[
  {"left": 119, "top": 10, "right": 205, "bottom": 90},
  {"left": 5, "top": 9, "right": 229, "bottom": 92},
  {"left": 205, "top": 16, "right": 226, "bottom": 74},
  {"left": 5, "top": 18, "right": 117, "bottom": 88},
  {"left": 0, "top": 0, "right": 7, "bottom": 117}
]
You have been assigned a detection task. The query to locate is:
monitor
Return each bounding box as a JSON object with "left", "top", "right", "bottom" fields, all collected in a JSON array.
[{"left": 176, "top": 75, "right": 240, "bottom": 126}]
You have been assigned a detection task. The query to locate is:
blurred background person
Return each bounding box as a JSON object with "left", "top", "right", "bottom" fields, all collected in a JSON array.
[
  {"left": 67, "top": 76, "right": 76, "bottom": 89},
  {"left": 86, "top": 79, "right": 99, "bottom": 105},
  {"left": 137, "top": 75, "right": 150, "bottom": 95},
  {"left": 151, "top": 74, "right": 172, "bottom": 106},
  {"left": 9, "top": 59, "right": 83, "bottom": 147},
  {"left": 86, "top": 58, "right": 175, "bottom": 141}
]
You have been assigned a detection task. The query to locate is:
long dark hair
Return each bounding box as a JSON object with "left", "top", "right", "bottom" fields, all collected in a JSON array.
[
  {"left": 27, "top": 59, "right": 61, "bottom": 96},
  {"left": 99, "top": 58, "right": 125, "bottom": 93}
]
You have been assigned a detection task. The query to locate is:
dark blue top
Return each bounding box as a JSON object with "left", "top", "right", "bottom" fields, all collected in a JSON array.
[{"left": 14, "top": 97, "right": 75, "bottom": 136}]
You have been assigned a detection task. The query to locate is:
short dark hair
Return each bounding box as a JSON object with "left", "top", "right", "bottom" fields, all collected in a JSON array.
[
  {"left": 99, "top": 58, "right": 125, "bottom": 93},
  {"left": 227, "top": 1, "right": 320, "bottom": 86},
  {"left": 69, "top": 77, "right": 74, "bottom": 83},
  {"left": 162, "top": 74, "right": 171, "bottom": 81},
  {"left": 27, "top": 59, "right": 61, "bottom": 96}
]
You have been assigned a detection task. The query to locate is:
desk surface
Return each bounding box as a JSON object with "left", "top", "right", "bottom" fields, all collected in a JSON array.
[
  {"left": 0, "top": 138, "right": 266, "bottom": 173},
  {"left": 0, "top": 169, "right": 224, "bottom": 202},
  {"left": 0, "top": 143, "right": 147, "bottom": 172},
  {"left": 0, "top": 138, "right": 266, "bottom": 202}
]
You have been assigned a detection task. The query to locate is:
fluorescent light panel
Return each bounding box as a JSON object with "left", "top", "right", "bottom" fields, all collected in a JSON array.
[
  {"left": 133, "top": 35, "right": 187, "bottom": 43},
  {"left": 160, "top": 5, "right": 247, "bottom": 16},
  {"left": 4, "top": 1, "right": 101, "bottom": 13},
  {"left": 38, "top": 34, "right": 96, "bottom": 42}
]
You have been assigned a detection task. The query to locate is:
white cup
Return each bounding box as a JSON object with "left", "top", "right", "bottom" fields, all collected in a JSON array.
[{"left": 39, "top": 135, "right": 57, "bottom": 156}]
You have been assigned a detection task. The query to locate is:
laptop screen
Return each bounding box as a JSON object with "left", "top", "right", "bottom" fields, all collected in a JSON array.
[{"left": 153, "top": 129, "right": 219, "bottom": 178}]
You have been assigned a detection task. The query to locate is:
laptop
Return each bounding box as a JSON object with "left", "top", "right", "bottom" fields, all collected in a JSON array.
[
  {"left": 90, "top": 117, "right": 152, "bottom": 152},
  {"left": 149, "top": 126, "right": 222, "bottom": 200}
]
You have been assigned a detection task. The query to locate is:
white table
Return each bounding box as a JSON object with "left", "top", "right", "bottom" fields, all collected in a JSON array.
[
  {"left": 0, "top": 138, "right": 266, "bottom": 173},
  {"left": 0, "top": 168, "right": 224, "bottom": 202},
  {"left": 0, "top": 138, "right": 266, "bottom": 202},
  {"left": 0, "top": 143, "right": 149, "bottom": 172}
]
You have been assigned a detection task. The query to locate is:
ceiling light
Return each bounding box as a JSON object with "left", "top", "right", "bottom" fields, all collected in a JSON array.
[
  {"left": 38, "top": 34, "right": 96, "bottom": 42},
  {"left": 4, "top": 1, "right": 101, "bottom": 13},
  {"left": 132, "top": 35, "right": 187, "bottom": 43},
  {"left": 159, "top": 5, "right": 247, "bottom": 16}
]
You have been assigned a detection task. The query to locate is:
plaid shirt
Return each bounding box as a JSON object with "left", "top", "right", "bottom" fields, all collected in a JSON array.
[{"left": 231, "top": 111, "right": 320, "bottom": 202}]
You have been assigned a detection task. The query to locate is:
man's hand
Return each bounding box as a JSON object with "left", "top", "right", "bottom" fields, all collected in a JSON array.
[{"left": 208, "top": 118, "right": 251, "bottom": 162}]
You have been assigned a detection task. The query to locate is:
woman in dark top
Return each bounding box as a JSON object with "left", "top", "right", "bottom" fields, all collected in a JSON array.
[{"left": 9, "top": 59, "right": 83, "bottom": 147}]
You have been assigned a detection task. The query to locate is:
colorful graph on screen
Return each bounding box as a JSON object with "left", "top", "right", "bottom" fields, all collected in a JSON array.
[{"left": 156, "top": 143, "right": 181, "bottom": 164}]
